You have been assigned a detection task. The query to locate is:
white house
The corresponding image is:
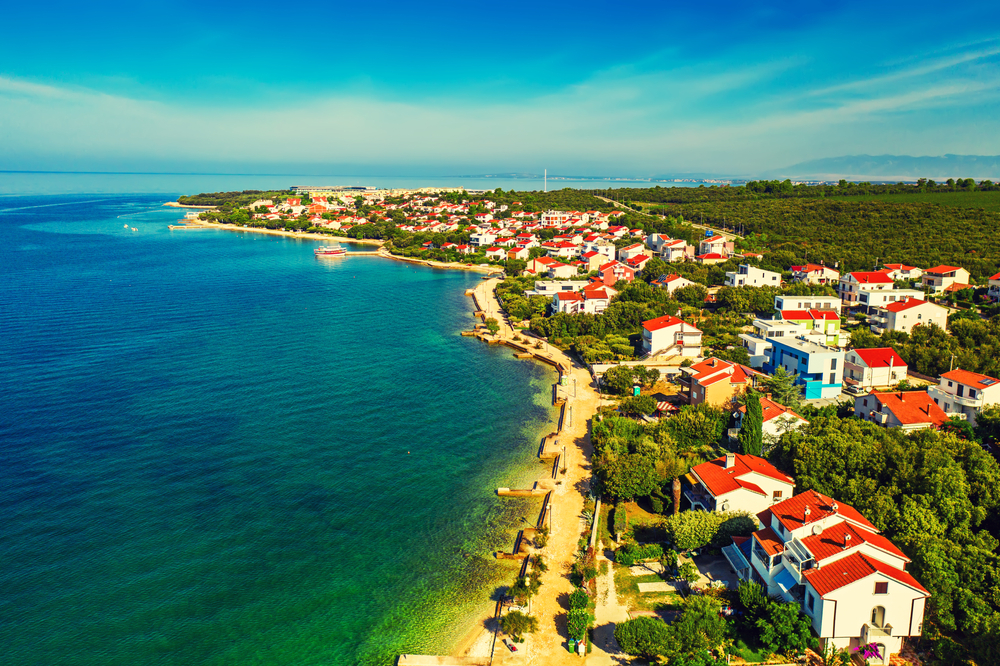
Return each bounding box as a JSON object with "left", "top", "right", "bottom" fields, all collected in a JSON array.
[
  {"left": 843, "top": 348, "right": 908, "bottom": 390},
  {"left": 881, "top": 264, "right": 923, "bottom": 282},
  {"left": 699, "top": 235, "right": 734, "bottom": 256},
  {"left": 790, "top": 263, "right": 840, "bottom": 285},
  {"left": 989, "top": 271, "right": 1000, "bottom": 302},
  {"left": 734, "top": 396, "right": 810, "bottom": 444},
  {"left": 774, "top": 295, "right": 841, "bottom": 316},
  {"left": 660, "top": 238, "right": 695, "bottom": 262},
  {"left": 838, "top": 271, "right": 895, "bottom": 307},
  {"left": 921, "top": 265, "right": 971, "bottom": 292},
  {"left": 725, "top": 264, "right": 782, "bottom": 288},
  {"left": 928, "top": 368, "right": 1000, "bottom": 427},
  {"left": 684, "top": 453, "right": 795, "bottom": 514},
  {"left": 858, "top": 289, "right": 924, "bottom": 313},
  {"left": 869, "top": 298, "right": 948, "bottom": 335},
  {"left": 617, "top": 242, "right": 646, "bottom": 261},
  {"left": 640, "top": 314, "right": 702, "bottom": 357},
  {"left": 528, "top": 280, "right": 591, "bottom": 297},
  {"left": 470, "top": 230, "right": 497, "bottom": 247},
  {"left": 651, "top": 273, "right": 697, "bottom": 295},
  {"left": 854, "top": 390, "right": 949, "bottom": 431},
  {"left": 484, "top": 247, "right": 506, "bottom": 261},
  {"left": 547, "top": 261, "right": 578, "bottom": 279},
  {"left": 723, "top": 490, "right": 929, "bottom": 665}
]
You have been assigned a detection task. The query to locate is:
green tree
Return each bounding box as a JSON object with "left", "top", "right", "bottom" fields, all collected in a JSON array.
[
  {"left": 739, "top": 390, "right": 764, "bottom": 455},
  {"left": 643, "top": 256, "right": 668, "bottom": 282},
  {"left": 500, "top": 610, "right": 539, "bottom": 640},
  {"left": 975, "top": 405, "right": 1000, "bottom": 447},
  {"left": 485, "top": 317, "right": 500, "bottom": 335},
  {"left": 666, "top": 595, "right": 728, "bottom": 659},
  {"left": 614, "top": 616, "right": 672, "bottom": 659},
  {"left": 675, "top": 284, "right": 709, "bottom": 306},
  {"left": 756, "top": 601, "right": 813, "bottom": 655},
  {"left": 596, "top": 452, "right": 659, "bottom": 502},
  {"left": 603, "top": 365, "right": 636, "bottom": 395},
  {"left": 762, "top": 366, "right": 802, "bottom": 409},
  {"left": 618, "top": 395, "right": 657, "bottom": 416}
]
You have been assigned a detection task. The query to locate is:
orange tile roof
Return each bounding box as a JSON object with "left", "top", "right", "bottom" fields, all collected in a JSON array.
[
  {"left": 803, "top": 552, "right": 928, "bottom": 597},
  {"left": 753, "top": 527, "right": 785, "bottom": 556},
  {"left": 691, "top": 454, "right": 793, "bottom": 497},
  {"left": 940, "top": 369, "right": 1000, "bottom": 390},
  {"left": 870, "top": 390, "right": 948, "bottom": 427},
  {"left": 925, "top": 265, "right": 963, "bottom": 275},
  {"left": 800, "top": 520, "right": 908, "bottom": 563},
  {"left": 771, "top": 490, "right": 876, "bottom": 533}
]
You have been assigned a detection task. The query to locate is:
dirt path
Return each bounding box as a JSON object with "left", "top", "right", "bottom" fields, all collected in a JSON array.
[
  {"left": 470, "top": 280, "right": 607, "bottom": 665},
  {"left": 589, "top": 544, "right": 632, "bottom": 665}
]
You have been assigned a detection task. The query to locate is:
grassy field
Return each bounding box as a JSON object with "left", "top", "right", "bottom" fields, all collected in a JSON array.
[{"left": 836, "top": 190, "right": 1000, "bottom": 213}]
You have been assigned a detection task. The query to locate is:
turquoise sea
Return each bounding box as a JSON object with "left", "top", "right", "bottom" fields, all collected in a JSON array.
[{"left": 0, "top": 188, "right": 560, "bottom": 665}]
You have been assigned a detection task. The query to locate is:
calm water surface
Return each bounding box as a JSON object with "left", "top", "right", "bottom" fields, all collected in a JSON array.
[{"left": 0, "top": 193, "right": 558, "bottom": 665}]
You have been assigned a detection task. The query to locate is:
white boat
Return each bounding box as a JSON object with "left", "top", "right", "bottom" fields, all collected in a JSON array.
[{"left": 315, "top": 243, "right": 347, "bottom": 256}]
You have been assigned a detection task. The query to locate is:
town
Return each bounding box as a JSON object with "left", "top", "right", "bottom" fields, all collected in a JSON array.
[{"left": 185, "top": 185, "right": 1000, "bottom": 666}]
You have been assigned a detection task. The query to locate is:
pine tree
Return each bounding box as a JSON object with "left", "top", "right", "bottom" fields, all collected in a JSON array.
[
  {"left": 739, "top": 390, "right": 764, "bottom": 456},
  {"left": 763, "top": 366, "right": 802, "bottom": 409}
]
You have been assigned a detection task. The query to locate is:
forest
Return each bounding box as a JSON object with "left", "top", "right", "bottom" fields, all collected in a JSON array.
[{"left": 770, "top": 417, "right": 1000, "bottom": 665}]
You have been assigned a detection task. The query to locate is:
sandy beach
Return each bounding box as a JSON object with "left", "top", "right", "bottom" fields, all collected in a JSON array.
[
  {"left": 451, "top": 279, "right": 603, "bottom": 666},
  {"left": 171, "top": 218, "right": 498, "bottom": 273}
]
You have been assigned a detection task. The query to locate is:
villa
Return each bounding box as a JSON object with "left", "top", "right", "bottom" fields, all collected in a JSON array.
[
  {"left": 790, "top": 263, "right": 840, "bottom": 285},
  {"left": 683, "top": 452, "right": 795, "bottom": 514},
  {"left": 843, "top": 348, "right": 908, "bottom": 390},
  {"left": 724, "top": 490, "right": 929, "bottom": 665},
  {"left": 869, "top": 298, "right": 948, "bottom": 335},
  {"left": 928, "top": 368, "right": 1000, "bottom": 427},
  {"left": 762, "top": 336, "right": 844, "bottom": 400},
  {"left": 724, "top": 264, "right": 782, "bottom": 288},
  {"left": 681, "top": 357, "right": 763, "bottom": 407},
  {"left": 921, "top": 265, "right": 971, "bottom": 293},
  {"left": 854, "top": 390, "right": 949, "bottom": 431},
  {"left": 640, "top": 314, "right": 702, "bottom": 357}
]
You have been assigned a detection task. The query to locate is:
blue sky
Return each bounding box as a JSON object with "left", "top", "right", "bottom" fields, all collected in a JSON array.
[{"left": 1, "top": 0, "right": 999, "bottom": 176}]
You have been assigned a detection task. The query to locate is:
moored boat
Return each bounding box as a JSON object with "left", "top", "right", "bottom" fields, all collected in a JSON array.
[{"left": 315, "top": 243, "right": 347, "bottom": 256}]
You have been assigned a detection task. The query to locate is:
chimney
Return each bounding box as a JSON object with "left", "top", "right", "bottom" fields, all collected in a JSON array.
[
  {"left": 844, "top": 533, "right": 852, "bottom": 549},
  {"left": 725, "top": 453, "right": 736, "bottom": 469},
  {"left": 804, "top": 507, "right": 812, "bottom": 523}
]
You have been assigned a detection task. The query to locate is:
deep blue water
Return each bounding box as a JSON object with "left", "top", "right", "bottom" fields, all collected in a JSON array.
[{"left": 0, "top": 193, "right": 558, "bottom": 665}]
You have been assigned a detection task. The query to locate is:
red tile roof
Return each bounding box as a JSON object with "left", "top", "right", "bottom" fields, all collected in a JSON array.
[
  {"left": 990, "top": 272, "right": 1000, "bottom": 281},
  {"left": 771, "top": 490, "right": 876, "bottom": 533},
  {"left": 803, "top": 552, "right": 928, "bottom": 597},
  {"left": 642, "top": 314, "right": 687, "bottom": 332},
  {"left": 940, "top": 368, "right": 1000, "bottom": 390},
  {"left": 852, "top": 348, "right": 906, "bottom": 368},
  {"left": 884, "top": 298, "right": 927, "bottom": 312},
  {"left": 691, "top": 454, "right": 794, "bottom": 498},
  {"left": 849, "top": 271, "right": 894, "bottom": 284},
  {"left": 738, "top": 396, "right": 807, "bottom": 424},
  {"left": 696, "top": 252, "right": 725, "bottom": 259},
  {"left": 925, "top": 265, "right": 963, "bottom": 275}
]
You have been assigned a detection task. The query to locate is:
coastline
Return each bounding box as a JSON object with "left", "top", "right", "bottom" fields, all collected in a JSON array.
[
  {"left": 449, "top": 279, "right": 602, "bottom": 665},
  {"left": 163, "top": 201, "right": 217, "bottom": 209},
  {"left": 174, "top": 217, "right": 498, "bottom": 273}
]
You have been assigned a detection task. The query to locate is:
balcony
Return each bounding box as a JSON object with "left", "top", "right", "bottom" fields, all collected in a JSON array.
[
  {"left": 929, "top": 386, "right": 983, "bottom": 409},
  {"left": 683, "top": 485, "right": 715, "bottom": 510},
  {"left": 862, "top": 623, "right": 892, "bottom": 643}
]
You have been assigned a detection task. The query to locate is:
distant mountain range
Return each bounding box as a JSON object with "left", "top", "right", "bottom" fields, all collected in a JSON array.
[{"left": 762, "top": 154, "right": 1000, "bottom": 181}]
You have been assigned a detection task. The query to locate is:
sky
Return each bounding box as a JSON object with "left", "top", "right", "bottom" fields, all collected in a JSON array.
[{"left": 1, "top": 0, "right": 999, "bottom": 177}]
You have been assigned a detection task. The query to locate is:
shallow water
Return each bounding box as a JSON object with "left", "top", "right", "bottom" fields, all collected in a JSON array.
[{"left": 0, "top": 193, "right": 557, "bottom": 665}]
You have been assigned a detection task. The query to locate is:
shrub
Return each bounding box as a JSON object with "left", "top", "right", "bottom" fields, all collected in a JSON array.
[
  {"left": 500, "top": 610, "right": 539, "bottom": 640},
  {"left": 737, "top": 580, "right": 768, "bottom": 617},
  {"left": 614, "top": 616, "right": 672, "bottom": 659},
  {"left": 756, "top": 601, "right": 813, "bottom": 655},
  {"left": 569, "top": 588, "right": 590, "bottom": 611},
  {"left": 662, "top": 509, "right": 756, "bottom": 551},
  {"left": 567, "top": 608, "right": 594, "bottom": 641},
  {"left": 616, "top": 542, "right": 664, "bottom": 566}
]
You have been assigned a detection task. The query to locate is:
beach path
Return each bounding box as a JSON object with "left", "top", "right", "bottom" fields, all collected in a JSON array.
[{"left": 470, "top": 279, "right": 608, "bottom": 666}]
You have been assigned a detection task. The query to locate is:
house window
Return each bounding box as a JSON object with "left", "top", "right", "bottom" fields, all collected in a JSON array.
[
  {"left": 958, "top": 385, "right": 964, "bottom": 397},
  {"left": 874, "top": 582, "right": 889, "bottom": 595},
  {"left": 807, "top": 592, "right": 815, "bottom": 612},
  {"left": 970, "top": 389, "right": 977, "bottom": 399},
  {"left": 948, "top": 381, "right": 953, "bottom": 387},
  {"left": 831, "top": 358, "right": 838, "bottom": 370},
  {"left": 863, "top": 399, "right": 868, "bottom": 407},
  {"left": 773, "top": 490, "right": 783, "bottom": 501},
  {"left": 830, "top": 373, "right": 836, "bottom": 384}
]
